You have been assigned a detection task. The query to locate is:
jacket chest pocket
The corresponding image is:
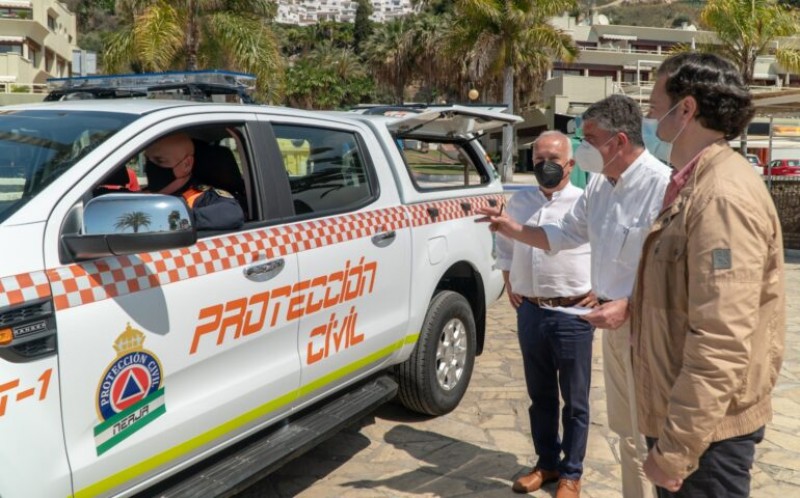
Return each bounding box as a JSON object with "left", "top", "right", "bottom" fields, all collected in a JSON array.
[
  {"left": 653, "top": 234, "right": 687, "bottom": 262},
  {"left": 649, "top": 233, "right": 689, "bottom": 313}
]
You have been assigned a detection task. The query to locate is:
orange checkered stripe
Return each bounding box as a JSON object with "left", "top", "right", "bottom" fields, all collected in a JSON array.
[
  {"left": 1, "top": 198, "right": 497, "bottom": 312},
  {"left": 0, "top": 272, "right": 51, "bottom": 309},
  {"left": 45, "top": 207, "right": 408, "bottom": 311},
  {"left": 292, "top": 206, "right": 408, "bottom": 251},
  {"left": 407, "top": 194, "right": 504, "bottom": 227}
]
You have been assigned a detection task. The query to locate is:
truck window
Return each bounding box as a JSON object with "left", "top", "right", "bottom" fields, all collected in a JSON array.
[
  {"left": 0, "top": 110, "right": 134, "bottom": 224},
  {"left": 397, "top": 138, "right": 490, "bottom": 190},
  {"left": 272, "top": 124, "right": 375, "bottom": 216}
]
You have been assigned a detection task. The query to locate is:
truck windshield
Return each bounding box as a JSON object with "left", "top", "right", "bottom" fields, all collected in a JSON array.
[{"left": 0, "top": 110, "right": 135, "bottom": 223}]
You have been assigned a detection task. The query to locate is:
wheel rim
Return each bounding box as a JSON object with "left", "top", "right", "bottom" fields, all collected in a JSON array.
[{"left": 435, "top": 317, "right": 468, "bottom": 391}]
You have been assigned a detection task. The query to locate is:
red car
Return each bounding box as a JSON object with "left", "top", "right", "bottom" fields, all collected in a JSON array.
[{"left": 764, "top": 159, "right": 800, "bottom": 176}]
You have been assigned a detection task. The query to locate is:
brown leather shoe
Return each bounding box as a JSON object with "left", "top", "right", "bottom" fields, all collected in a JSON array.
[
  {"left": 556, "top": 478, "right": 581, "bottom": 498},
  {"left": 512, "top": 467, "right": 560, "bottom": 493}
]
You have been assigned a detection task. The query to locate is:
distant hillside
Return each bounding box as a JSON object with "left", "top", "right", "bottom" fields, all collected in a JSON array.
[{"left": 596, "top": 1, "right": 705, "bottom": 29}]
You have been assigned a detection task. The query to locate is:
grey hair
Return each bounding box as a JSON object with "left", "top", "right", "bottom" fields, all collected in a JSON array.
[
  {"left": 532, "top": 130, "right": 572, "bottom": 161},
  {"left": 581, "top": 94, "right": 644, "bottom": 147}
]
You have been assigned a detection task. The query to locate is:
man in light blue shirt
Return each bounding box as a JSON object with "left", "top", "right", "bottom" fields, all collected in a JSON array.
[{"left": 480, "top": 95, "right": 670, "bottom": 498}]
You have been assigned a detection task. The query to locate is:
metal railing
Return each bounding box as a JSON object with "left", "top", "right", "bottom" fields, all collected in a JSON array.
[
  {"left": 0, "top": 83, "right": 48, "bottom": 94},
  {"left": 578, "top": 46, "right": 668, "bottom": 55}
]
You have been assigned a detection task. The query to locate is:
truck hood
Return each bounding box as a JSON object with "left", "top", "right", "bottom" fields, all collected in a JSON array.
[{"left": 0, "top": 223, "right": 45, "bottom": 280}]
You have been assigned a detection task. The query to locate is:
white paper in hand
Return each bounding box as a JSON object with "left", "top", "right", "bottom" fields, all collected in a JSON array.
[{"left": 540, "top": 305, "right": 594, "bottom": 316}]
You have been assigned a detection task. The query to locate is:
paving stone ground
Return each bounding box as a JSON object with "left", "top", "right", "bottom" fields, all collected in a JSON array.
[{"left": 239, "top": 254, "right": 800, "bottom": 498}]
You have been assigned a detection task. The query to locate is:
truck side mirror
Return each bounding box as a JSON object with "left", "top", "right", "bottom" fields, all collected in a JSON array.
[{"left": 62, "top": 193, "right": 197, "bottom": 260}]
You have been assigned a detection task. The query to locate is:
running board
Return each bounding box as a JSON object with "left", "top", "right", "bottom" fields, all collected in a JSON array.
[{"left": 152, "top": 375, "right": 398, "bottom": 498}]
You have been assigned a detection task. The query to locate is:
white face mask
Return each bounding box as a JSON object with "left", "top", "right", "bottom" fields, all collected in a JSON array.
[{"left": 574, "top": 135, "right": 618, "bottom": 174}]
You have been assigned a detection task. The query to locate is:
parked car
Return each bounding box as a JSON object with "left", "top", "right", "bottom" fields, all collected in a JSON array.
[
  {"left": 745, "top": 153, "right": 763, "bottom": 174},
  {"left": 0, "top": 100, "right": 520, "bottom": 497},
  {"left": 764, "top": 159, "right": 800, "bottom": 176}
]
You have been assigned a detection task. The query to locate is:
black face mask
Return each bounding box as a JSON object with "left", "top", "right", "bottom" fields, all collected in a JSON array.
[{"left": 533, "top": 160, "right": 565, "bottom": 189}]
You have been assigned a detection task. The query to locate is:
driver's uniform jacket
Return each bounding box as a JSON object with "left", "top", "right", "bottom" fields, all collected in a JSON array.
[
  {"left": 630, "top": 142, "right": 785, "bottom": 479},
  {"left": 176, "top": 180, "right": 244, "bottom": 230}
]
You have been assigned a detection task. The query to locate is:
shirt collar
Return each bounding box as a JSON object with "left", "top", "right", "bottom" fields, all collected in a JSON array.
[
  {"left": 672, "top": 145, "right": 708, "bottom": 183},
  {"left": 537, "top": 184, "right": 569, "bottom": 201},
  {"left": 616, "top": 150, "right": 649, "bottom": 185}
]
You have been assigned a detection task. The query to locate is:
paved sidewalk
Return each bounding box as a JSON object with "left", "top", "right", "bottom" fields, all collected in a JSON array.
[{"left": 244, "top": 254, "right": 800, "bottom": 497}]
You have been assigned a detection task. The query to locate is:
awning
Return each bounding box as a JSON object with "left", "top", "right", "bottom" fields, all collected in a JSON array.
[
  {"left": 751, "top": 88, "right": 800, "bottom": 116},
  {"left": 0, "top": 36, "right": 24, "bottom": 44},
  {"left": 601, "top": 34, "right": 638, "bottom": 41}
]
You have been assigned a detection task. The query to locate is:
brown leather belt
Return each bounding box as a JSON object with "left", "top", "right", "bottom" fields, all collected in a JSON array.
[{"left": 525, "top": 293, "right": 589, "bottom": 308}]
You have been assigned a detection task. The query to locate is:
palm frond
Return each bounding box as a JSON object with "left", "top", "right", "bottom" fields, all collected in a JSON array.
[
  {"left": 102, "top": 24, "right": 139, "bottom": 72},
  {"left": 205, "top": 11, "right": 284, "bottom": 102},
  {"left": 133, "top": 2, "right": 184, "bottom": 71}
]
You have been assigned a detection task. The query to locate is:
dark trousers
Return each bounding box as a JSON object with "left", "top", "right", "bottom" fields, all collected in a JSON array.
[
  {"left": 646, "top": 426, "right": 765, "bottom": 498},
  {"left": 517, "top": 300, "right": 594, "bottom": 480}
]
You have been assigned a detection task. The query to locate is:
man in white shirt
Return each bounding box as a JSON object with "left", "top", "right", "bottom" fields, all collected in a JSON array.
[
  {"left": 497, "top": 131, "right": 594, "bottom": 498},
  {"left": 480, "top": 95, "right": 670, "bottom": 498}
]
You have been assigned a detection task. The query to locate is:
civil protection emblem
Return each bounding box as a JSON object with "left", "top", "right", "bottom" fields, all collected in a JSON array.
[{"left": 94, "top": 323, "right": 166, "bottom": 456}]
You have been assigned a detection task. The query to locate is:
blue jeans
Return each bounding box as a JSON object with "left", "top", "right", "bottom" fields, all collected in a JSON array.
[
  {"left": 517, "top": 300, "right": 595, "bottom": 480},
  {"left": 646, "top": 426, "right": 765, "bottom": 498}
]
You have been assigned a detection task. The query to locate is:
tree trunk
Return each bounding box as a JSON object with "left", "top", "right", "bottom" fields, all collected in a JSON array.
[
  {"left": 740, "top": 53, "right": 757, "bottom": 154},
  {"left": 186, "top": 0, "right": 199, "bottom": 71},
  {"left": 501, "top": 65, "right": 515, "bottom": 183}
]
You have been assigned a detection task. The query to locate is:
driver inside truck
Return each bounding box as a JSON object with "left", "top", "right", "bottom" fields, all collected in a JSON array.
[{"left": 144, "top": 133, "right": 244, "bottom": 230}]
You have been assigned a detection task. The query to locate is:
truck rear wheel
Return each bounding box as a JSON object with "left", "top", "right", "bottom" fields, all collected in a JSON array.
[{"left": 395, "top": 290, "right": 476, "bottom": 416}]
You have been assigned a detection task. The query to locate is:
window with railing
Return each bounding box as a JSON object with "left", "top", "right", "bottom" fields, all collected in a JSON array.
[
  {"left": 0, "top": 7, "right": 32, "bottom": 19},
  {"left": 552, "top": 68, "right": 582, "bottom": 77}
]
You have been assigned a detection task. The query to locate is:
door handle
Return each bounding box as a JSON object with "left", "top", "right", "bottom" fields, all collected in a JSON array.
[
  {"left": 244, "top": 258, "right": 285, "bottom": 282},
  {"left": 371, "top": 230, "right": 396, "bottom": 248}
]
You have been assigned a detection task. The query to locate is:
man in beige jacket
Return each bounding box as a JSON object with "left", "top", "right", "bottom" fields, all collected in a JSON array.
[{"left": 632, "top": 52, "right": 785, "bottom": 497}]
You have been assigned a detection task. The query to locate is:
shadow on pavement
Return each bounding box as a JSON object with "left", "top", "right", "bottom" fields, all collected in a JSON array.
[
  {"left": 344, "top": 424, "right": 540, "bottom": 496},
  {"left": 237, "top": 417, "right": 376, "bottom": 498}
]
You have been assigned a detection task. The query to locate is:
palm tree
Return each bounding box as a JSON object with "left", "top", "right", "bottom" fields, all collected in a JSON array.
[
  {"left": 700, "top": 0, "right": 800, "bottom": 85},
  {"left": 697, "top": 0, "right": 800, "bottom": 153},
  {"left": 362, "top": 17, "right": 418, "bottom": 103},
  {"left": 104, "top": 0, "right": 283, "bottom": 102},
  {"left": 446, "top": 0, "right": 578, "bottom": 181},
  {"left": 115, "top": 211, "right": 152, "bottom": 233},
  {"left": 410, "top": 13, "right": 464, "bottom": 103},
  {"left": 285, "top": 42, "right": 373, "bottom": 109}
]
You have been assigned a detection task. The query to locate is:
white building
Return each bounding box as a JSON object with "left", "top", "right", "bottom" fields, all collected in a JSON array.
[
  {"left": 0, "top": 0, "right": 77, "bottom": 103},
  {"left": 275, "top": 0, "right": 414, "bottom": 25}
]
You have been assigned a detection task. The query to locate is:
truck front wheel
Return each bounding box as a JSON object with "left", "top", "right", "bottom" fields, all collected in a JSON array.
[{"left": 395, "top": 290, "right": 476, "bottom": 416}]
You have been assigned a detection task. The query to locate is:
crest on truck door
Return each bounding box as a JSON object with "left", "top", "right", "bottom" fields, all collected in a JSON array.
[{"left": 94, "top": 324, "right": 166, "bottom": 455}]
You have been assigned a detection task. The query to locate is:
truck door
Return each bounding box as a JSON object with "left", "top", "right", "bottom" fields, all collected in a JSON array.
[
  {"left": 266, "top": 119, "right": 413, "bottom": 405},
  {"left": 43, "top": 114, "right": 303, "bottom": 497}
]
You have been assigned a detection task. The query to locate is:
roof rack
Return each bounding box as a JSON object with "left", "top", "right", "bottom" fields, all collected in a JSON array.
[{"left": 45, "top": 70, "right": 257, "bottom": 104}]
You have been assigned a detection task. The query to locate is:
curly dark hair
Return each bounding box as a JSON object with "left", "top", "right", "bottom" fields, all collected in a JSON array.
[
  {"left": 582, "top": 94, "right": 644, "bottom": 147},
  {"left": 657, "top": 53, "right": 755, "bottom": 140}
]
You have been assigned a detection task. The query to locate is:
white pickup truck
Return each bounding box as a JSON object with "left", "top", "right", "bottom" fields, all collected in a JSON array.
[{"left": 0, "top": 101, "right": 520, "bottom": 497}]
